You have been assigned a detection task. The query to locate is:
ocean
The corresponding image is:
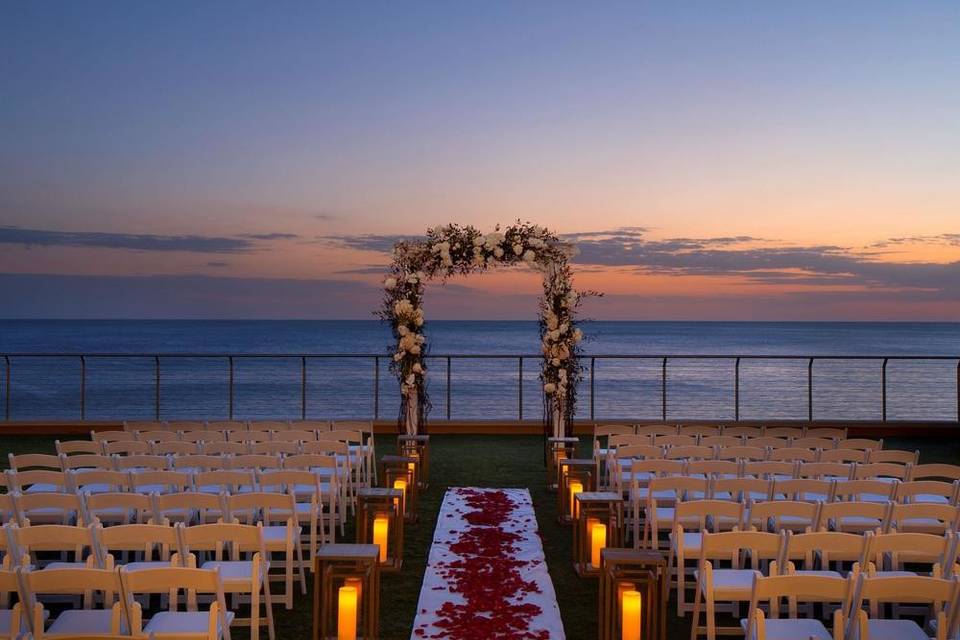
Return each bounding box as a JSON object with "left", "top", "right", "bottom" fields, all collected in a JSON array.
[{"left": 0, "top": 320, "right": 958, "bottom": 423}]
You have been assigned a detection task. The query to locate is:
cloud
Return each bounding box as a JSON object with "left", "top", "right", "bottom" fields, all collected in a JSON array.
[
  {"left": 326, "top": 227, "right": 960, "bottom": 299},
  {"left": 0, "top": 226, "right": 300, "bottom": 254},
  {"left": 0, "top": 273, "right": 381, "bottom": 319},
  {"left": 206, "top": 261, "right": 230, "bottom": 268},
  {"left": 238, "top": 233, "right": 300, "bottom": 241}
]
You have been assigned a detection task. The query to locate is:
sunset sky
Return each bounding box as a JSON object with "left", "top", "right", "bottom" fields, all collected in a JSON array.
[{"left": 2, "top": 2, "right": 959, "bottom": 320}]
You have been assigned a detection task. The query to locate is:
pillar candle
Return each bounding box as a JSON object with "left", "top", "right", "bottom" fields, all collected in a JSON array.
[
  {"left": 590, "top": 521, "right": 607, "bottom": 568},
  {"left": 621, "top": 589, "right": 641, "bottom": 640},
  {"left": 393, "top": 478, "right": 408, "bottom": 514},
  {"left": 373, "top": 515, "right": 389, "bottom": 563},
  {"left": 337, "top": 585, "right": 358, "bottom": 640},
  {"left": 569, "top": 480, "right": 583, "bottom": 519}
]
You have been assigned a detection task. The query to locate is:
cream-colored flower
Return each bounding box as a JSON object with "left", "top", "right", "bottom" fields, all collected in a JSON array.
[
  {"left": 393, "top": 352, "right": 403, "bottom": 362},
  {"left": 410, "top": 344, "right": 421, "bottom": 355},
  {"left": 546, "top": 316, "right": 559, "bottom": 331},
  {"left": 543, "top": 383, "right": 556, "bottom": 394},
  {"left": 415, "top": 317, "right": 424, "bottom": 326},
  {"left": 493, "top": 247, "right": 504, "bottom": 259},
  {"left": 549, "top": 329, "right": 561, "bottom": 341},
  {"left": 412, "top": 363, "right": 423, "bottom": 373},
  {"left": 572, "top": 328, "right": 583, "bottom": 343},
  {"left": 397, "top": 325, "right": 410, "bottom": 336},
  {"left": 559, "top": 322, "right": 569, "bottom": 334},
  {"left": 512, "top": 243, "right": 523, "bottom": 255},
  {"left": 384, "top": 277, "right": 397, "bottom": 289},
  {"left": 551, "top": 358, "right": 561, "bottom": 367},
  {"left": 523, "top": 249, "right": 536, "bottom": 262}
]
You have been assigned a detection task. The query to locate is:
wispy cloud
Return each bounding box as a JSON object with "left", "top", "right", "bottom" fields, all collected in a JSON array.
[
  {"left": 0, "top": 226, "right": 298, "bottom": 254},
  {"left": 326, "top": 227, "right": 960, "bottom": 298}
]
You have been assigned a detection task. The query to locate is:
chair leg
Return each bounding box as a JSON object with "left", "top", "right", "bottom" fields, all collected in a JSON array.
[
  {"left": 250, "top": 586, "right": 260, "bottom": 640},
  {"left": 690, "top": 585, "right": 702, "bottom": 640},
  {"left": 705, "top": 594, "right": 716, "bottom": 640},
  {"left": 296, "top": 538, "right": 307, "bottom": 595},
  {"left": 263, "top": 577, "right": 276, "bottom": 640}
]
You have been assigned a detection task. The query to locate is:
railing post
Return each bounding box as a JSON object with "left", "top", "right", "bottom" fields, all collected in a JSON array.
[
  {"left": 518, "top": 356, "right": 523, "bottom": 421},
  {"left": 228, "top": 356, "right": 234, "bottom": 420},
  {"left": 373, "top": 357, "right": 380, "bottom": 421},
  {"left": 446, "top": 356, "right": 452, "bottom": 420},
  {"left": 661, "top": 357, "right": 668, "bottom": 421},
  {"left": 956, "top": 359, "right": 959, "bottom": 423},
  {"left": 154, "top": 356, "right": 160, "bottom": 421},
  {"left": 590, "top": 357, "right": 596, "bottom": 420},
  {"left": 301, "top": 356, "right": 307, "bottom": 421},
  {"left": 807, "top": 358, "right": 814, "bottom": 422},
  {"left": 79, "top": 355, "right": 86, "bottom": 421},
  {"left": 734, "top": 357, "right": 740, "bottom": 421},
  {"left": 4, "top": 356, "right": 10, "bottom": 422},
  {"left": 881, "top": 358, "right": 888, "bottom": 422}
]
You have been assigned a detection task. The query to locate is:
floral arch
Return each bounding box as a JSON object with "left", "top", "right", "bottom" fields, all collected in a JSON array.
[{"left": 380, "top": 222, "right": 589, "bottom": 438}]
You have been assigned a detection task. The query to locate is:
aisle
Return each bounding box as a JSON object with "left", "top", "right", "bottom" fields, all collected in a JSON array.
[{"left": 411, "top": 488, "right": 566, "bottom": 640}]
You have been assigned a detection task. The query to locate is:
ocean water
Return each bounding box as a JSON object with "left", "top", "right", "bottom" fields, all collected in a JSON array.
[{"left": 0, "top": 320, "right": 958, "bottom": 423}]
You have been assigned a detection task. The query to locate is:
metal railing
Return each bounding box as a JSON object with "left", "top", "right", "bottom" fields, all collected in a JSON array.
[{"left": 2, "top": 352, "right": 959, "bottom": 423}]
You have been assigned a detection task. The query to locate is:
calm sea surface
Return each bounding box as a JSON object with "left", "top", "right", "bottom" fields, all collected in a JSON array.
[{"left": 0, "top": 320, "right": 958, "bottom": 422}]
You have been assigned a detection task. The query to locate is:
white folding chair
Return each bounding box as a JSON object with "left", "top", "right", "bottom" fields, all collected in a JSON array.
[
  {"left": 118, "top": 566, "right": 233, "bottom": 640},
  {"left": 20, "top": 567, "right": 124, "bottom": 638}
]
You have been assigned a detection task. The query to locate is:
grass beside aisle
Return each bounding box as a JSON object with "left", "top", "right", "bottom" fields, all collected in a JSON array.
[{"left": 2, "top": 432, "right": 957, "bottom": 639}]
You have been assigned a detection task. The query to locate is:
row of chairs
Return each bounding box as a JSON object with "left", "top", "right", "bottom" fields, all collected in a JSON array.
[
  {"left": 671, "top": 525, "right": 960, "bottom": 639},
  {"left": 614, "top": 458, "right": 952, "bottom": 498},
  {"left": 0, "top": 470, "right": 345, "bottom": 554},
  {"left": 594, "top": 423, "right": 849, "bottom": 439},
  {"left": 122, "top": 419, "right": 370, "bottom": 433},
  {"left": 6, "top": 451, "right": 350, "bottom": 520},
  {"left": 598, "top": 430, "right": 880, "bottom": 452},
  {"left": 91, "top": 426, "right": 375, "bottom": 488},
  {"left": 1, "top": 564, "right": 234, "bottom": 640},
  {"left": 2, "top": 520, "right": 285, "bottom": 640}
]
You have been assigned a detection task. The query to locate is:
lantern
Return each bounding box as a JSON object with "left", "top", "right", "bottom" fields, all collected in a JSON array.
[
  {"left": 574, "top": 491, "right": 624, "bottom": 577},
  {"left": 380, "top": 454, "right": 418, "bottom": 522},
  {"left": 557, "top": 458, "right": 594, "bottom": 525},
  {"left": 312, "top": 543, "right": 379, "bottom": 640},
  {"left": 398, "top": 434, "right": 430, "bottom": 489},
  {"left": 356, "top": 487, "right": 404, "bottom": 572},
  {"left": 598, "top": 548, "right": 667, "bottom": 640},
  {"left": 547, "top": 436, "right": 580, "bottom": 490}
]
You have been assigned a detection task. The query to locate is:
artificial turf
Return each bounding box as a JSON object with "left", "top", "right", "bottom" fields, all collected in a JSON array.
[{"left": 3, "top": 432, "right": 958, "bottom": 639}]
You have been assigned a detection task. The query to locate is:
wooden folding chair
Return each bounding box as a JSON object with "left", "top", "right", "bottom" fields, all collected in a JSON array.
[
  {"left": 741, "top": 573, "right": 850, "bottom": 640},
  {"left": 20, "top": 567, "right": 124, "bottom": 638},
  {"left": 118, "top": 566, "right": 233, "bottom": 640}
]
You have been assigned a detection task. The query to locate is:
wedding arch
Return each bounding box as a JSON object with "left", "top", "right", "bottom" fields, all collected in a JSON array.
[{"left": 379, "top": 222, "right": 589, "bottom": 438}]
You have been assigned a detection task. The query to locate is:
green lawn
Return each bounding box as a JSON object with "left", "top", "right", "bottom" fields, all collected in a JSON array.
[{"left": 4, "top": 432, "right": 959, "bottom": 639}]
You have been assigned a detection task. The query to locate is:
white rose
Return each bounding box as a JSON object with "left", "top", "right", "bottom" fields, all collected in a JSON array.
[
  {"left": 572, "top": 329, "right": 583, "bottom": 342},
  {"left": 546, "top": 316, "right": 559, "bottom": 330},
  {"left": 398, "top": 325, "right": 410, "bottom": 336},
  {"left": 406, "top": 274, "right": 418, "bottom": 284},
  {"left": 549, "top": 329, "right": 561, "bottom": 341},
  {"left": 552, "top": 358, "right": 561, "bottom": 366},
  {"left": 415, "top": 317, "right": 424, "bottom": 326},
  {"left": 384, "top": 277, "right": 397, "bottom": 289},
  {"left": 523, "top": 249, "right": 535, "bottom": 262},
  {"left": 412, "top": 363, "right": 423, "bottom": 373},
  {"left": 543, "top": 383, "right": 556, "bottom": 394},
  {"left": 410, "top": 344, "right": 421, "bottom": 355},
  {"left": 512, "top": 243, "right": 523, "bottom": 255},
  {"left": 473, "top": 236, "right": 484, "bottom": 246},
  {"left": 393, "top": 352, "right": 403, "bottom": 361},
  {"left": 405, "top": 374, "right": 416, "bottom": 385},
  {"left": 493, "top": 247, "right": 504, "bottom": 258},
  {"left": 559, "top": 322, "right": 569, "bottom": 334}
]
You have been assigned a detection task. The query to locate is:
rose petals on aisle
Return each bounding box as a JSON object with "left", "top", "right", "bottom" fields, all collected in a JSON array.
[{"left": 412, "top": 488, "right": 565, "bottom": 639}]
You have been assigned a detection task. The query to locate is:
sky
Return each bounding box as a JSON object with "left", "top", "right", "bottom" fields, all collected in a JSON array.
[{"left": 1, "top": 1, "right": 959, "bottom": 320}]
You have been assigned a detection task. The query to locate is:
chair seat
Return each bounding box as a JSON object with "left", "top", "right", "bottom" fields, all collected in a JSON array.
[
  {"left": 124, "top": 560, "right": 173, "bottom": 572},
  {"left": 791, "top": 569, "right": 844, "bottom": 579},
  {"left": 0, "top": 610, "right": 14, "bottom": 636},
  {"left": 864, "top": 619, "right": 931, "bottom": 640},
  {"left": 696, "top": 568, "right": 758, "bottom": 595},
  {"left": 200, "top": 560, "right": 254, "bottom": 586},
  {"left": 25, "top": 485, "right": 62, "bottom": 494},
  {"left": 262, "top": 526, "right": 293, "bottom": 543},
  {"left": 739, "top": 617, "right": 832, "bottom": 640},
  {"left": 47, "top": 610, "right": 119, "bottom": 635},
  {"left": 43, "top": 561, "right": 90, "bottom": 570},
  {"left": 912, "top": 494, "right": 949, "bottom": 504},
  {"left": 145, "top": 610, "right": 235, "bottom": 636},
  {"left": 670, "top": 531, "right": 702, "bottom": 552}
]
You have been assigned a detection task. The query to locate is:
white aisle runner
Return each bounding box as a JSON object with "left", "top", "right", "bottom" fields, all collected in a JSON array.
[{"left": 411, "top": 487, "right": 565, "bottom": 640}]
